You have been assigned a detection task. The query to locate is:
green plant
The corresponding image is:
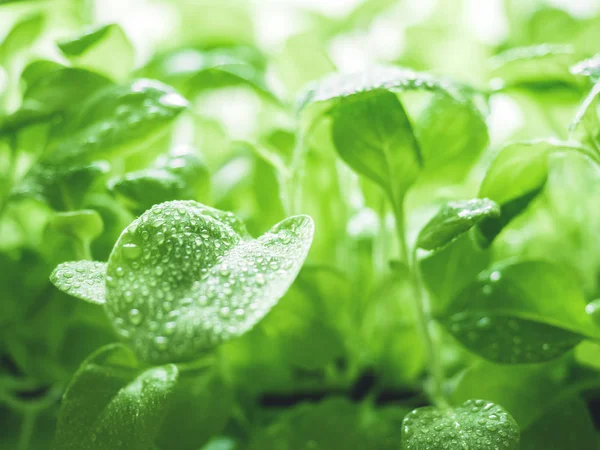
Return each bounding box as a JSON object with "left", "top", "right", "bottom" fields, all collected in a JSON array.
[{"left": 3, "top": 1, "right": 600, "bottom": 449}]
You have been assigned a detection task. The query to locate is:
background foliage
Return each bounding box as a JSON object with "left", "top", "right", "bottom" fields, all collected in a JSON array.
[{"left": 2, "top": 0, "right": 600, "bottom": 448}]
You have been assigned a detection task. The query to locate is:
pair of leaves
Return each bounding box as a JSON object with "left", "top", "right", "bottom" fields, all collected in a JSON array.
[
  {"left": 51, "top": 200, "right": 315, "bottom": 364},
  {"left": 439, "top": 260, "right": 599, "bottom": 364},
  {"left": 13, "top": 78, "right": 188, "bottom": 208},
  {"left": 299, "top": 67, "right": 487, "bottom": 209}
]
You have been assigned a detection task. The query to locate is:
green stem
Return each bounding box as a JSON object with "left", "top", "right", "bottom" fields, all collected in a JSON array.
[
  {"left": 391, "top": 195, "right": 447, "bottom": 408},
  {"left": 0, "top": 137, "right": 17, "bottom": 221},
  {"left": 391, "top": 196, "right": 409, "bottom": 264},
  {"left": 410, "top": 247, "right": 447, "bottom": 408},
  {"left": 19, "top": 412, "right": 36, "bottom": 450}
]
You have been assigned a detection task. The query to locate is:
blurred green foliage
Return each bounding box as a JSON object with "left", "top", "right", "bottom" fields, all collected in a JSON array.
[{"left": 2, "top": 0, "right": 600, "bottom": 448}]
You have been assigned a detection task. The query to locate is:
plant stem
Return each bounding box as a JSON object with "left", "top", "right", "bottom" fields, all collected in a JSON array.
[
  {"left": 391, "top": 196, "right": 447, "bottom": 408},
  {"left": 19, "top": 412, "right": 36, "bottom": 450},
  {"left": 391, "top": 196, "right": 409, "bottom": 264}
]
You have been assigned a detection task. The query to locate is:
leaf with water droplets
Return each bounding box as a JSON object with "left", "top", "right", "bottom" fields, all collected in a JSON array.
[
  {"left": 0, "top": 65, "right": 112, "bottom": 137},
  {"left": 51, "top": 79, "right": 188, "bottom": 163},
  {"left": 104, "top": 200, "right": 314, "bottom": 364},
  {"left": 586, "top": 299, "right": 600, "bottom": 327},
  {"left": 50, "top": 261, "right": 106, "bottom": 305},
  {"left": 12, "top": 79, "right": 188, "bottom": 206},
  {"left": 53, "top": 343, "right": 179, "bottom": 450},
  {"left": 417, "top": 198, "right": 499, "bottom": 252},
  {"left": 440, "top": 260, "right": 600, "bottom": 364},
  {"left": 401, "top": 399, "right": 520, "bottom": 450},
  {"left": 298, "top": 66, "right": 465, "bottom": 113}
]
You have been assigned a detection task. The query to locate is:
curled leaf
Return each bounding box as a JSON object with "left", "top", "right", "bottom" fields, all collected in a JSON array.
[{"left": 417, "top": 198, "right": 500, "bottom": 252}]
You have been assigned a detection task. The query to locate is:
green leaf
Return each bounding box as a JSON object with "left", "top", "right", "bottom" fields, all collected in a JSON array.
[
  {"left": 414, "top": 92, "right": 489, "bottom": 186},
  {"left": 520, "top": 398, "right": 598, "bottom": 450},
  {"left": 110, "top": 146, "right": 210, "bottom": 214},
  {"left": 298, "top": 66, "right": 465, "bottom": 113},
  {"left": 104, "top": 200, "right": 314, "bottom": 364},
  {"left": 257, "top": 267, "right": 346, "bottom": 370},
  {"left": 273, "top": 32, "right": 336, "bottom": 99},
  {"left": 417, "top": 198, "right": 500, "bottom": 252},
  {"left": 57, "top": 24, "right": 134, "bottom": 82},
  {"left": 53, "top": 343, "right": 178, "bottom": 450},
  {"left": 569, "top": 81, "right": 600, "bottom": 149},
  {"left": 42, "top": 210, "right": 104, "bottom": 262},
  {"left": 475, "top": 138, "right": 596, "bottom": 246},
  {"left": 415, "top": 91, "right": 489, "bottom": 174},
  {"left": 50, "top": 260, "right": 106, "bottom": 305},
  {"left": 401, "top": 400, "right": 520, "bottom": 450},
  {"left": 489, "top": 44, "right": 582, "bottom": 88},
  {"left": 156, "top": 365, "right": 233, "bottom": 450},
  {"left": 362, "top": 268, "right": 427, "bottom": 385},
  {"left": 13, "top": 160, "right": 110, "bottom": 210},
  {"left": 586, "top": 299, "right": 600, "bottom": 327},
  {"left": 50, "top": 79, "right": 188, "bottom": 163},
  {"left": 330, "top": 90, "right": 422, "bottom": 206},
  {"left": 248, "top": 398, "right": 404, "bottom": 450},
  {"left": 83, "top": 194, "right": 133, "bottom": 260},
  {"left": 139, "top": 47, "right": 277, "bottom": 103},
  {"left": 12, "top": 79, "right": 188, "bottom": 206},
  {"left": 0, "top": 66, "right": 113, "bottom": 136},
  {"left": 575, "top": 340, "right": 600, "bottom": 370},
  {"left": 0, "top": 13, "right": 45, "bottom": 62},
  {"left": 440, "top": 260, "right": 599, "bottom": 364},
  {"left": 420, "top": 234, "right": 491, "bottom": 314},
  {"left": 185, "top": 60, "right": 280, "bottom": 104},
  {"left": 451, "top": 361, "right": 564, "bottom": 429},
  {"left": 23, "top": 66, "right": 113, "bottom": 114}
]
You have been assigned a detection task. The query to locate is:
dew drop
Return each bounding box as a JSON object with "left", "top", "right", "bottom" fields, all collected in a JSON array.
[{"left": 128, "top": 308, "right": 142, "bottom": 325}]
